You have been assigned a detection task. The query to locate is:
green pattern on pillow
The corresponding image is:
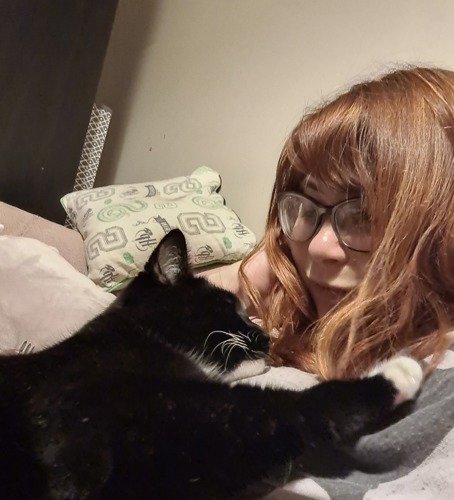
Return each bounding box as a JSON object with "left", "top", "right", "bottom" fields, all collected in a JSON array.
[{"left": 61, "top": 167, "right": 256, "bottom": 291}]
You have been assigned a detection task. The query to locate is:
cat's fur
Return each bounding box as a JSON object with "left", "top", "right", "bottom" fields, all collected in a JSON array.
[{"left": 0, "top": 229, "right": 422, "bottom": 499}]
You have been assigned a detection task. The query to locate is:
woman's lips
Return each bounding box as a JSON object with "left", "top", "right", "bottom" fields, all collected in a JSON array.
[
  {"left": 304, "top": 278, "right": 351, "bottom": 316},
  {"left": 306, "top": 279, "right": 349, "bottom": 297}
]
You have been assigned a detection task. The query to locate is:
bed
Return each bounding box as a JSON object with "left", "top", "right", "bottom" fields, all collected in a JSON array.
[
  {"left": 1, "top": 196, "right": 454, "bottom": 499},
  {"left": 1, "top": 3, "right": 453, "bottom": 493}
]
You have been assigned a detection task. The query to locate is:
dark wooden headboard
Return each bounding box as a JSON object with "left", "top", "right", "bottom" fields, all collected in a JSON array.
[{"left": 0, "top": 0, "right": 118, "bottom": 224}]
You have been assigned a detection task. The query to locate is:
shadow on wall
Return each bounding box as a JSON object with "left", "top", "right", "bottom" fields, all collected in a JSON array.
[{"left": 95, "top": 0, "right": 161, "bottom": 186}]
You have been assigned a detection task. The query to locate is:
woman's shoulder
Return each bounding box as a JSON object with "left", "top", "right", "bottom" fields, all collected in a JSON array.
[
  {"left": 195, "top": 260, "right": 243, "bottom": 294},
  {"left": 242, "top": 249, "right": 277, "bottom": 295},
  {"left": 196, "top": 250, "right": 276, "bottom": 298}
]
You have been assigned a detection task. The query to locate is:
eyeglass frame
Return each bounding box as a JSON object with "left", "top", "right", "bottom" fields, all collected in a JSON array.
[{"left": 277, "top": 191, "right": 370, "bottom": 253}]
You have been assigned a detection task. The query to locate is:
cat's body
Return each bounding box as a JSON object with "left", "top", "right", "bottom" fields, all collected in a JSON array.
[{"left": 0, "top": 230, "right": 422, "bottom": 499}]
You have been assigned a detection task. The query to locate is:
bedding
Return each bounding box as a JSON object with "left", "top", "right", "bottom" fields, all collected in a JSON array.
[
  {"left": 0, "top": 200, "right": 87, "bottom": 274},
  {"left": 0, "top": 235, "right": 115, "bottom": 352},
  {"left": 259, "top": 344, "right": 454, "bottom": 499},
  {"left": 1, "top": 208, "right": 453, "bottom": 498},
  {"left": 61, "top": 166, "right": 257, "bottom": 292}
]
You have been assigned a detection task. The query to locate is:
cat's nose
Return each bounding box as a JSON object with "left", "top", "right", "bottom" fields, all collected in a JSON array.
[{"left": 255, "top": 329, "right": 270, "bottom": 353}]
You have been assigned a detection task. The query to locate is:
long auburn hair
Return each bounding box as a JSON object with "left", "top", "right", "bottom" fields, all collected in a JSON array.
[{"left": 239, "top": 66, "right": 454, "bottom": 380}]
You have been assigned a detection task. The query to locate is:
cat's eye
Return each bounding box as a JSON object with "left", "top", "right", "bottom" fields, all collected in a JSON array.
[{"left": 221, "top": 295, "right": 236, "bottom": 306}]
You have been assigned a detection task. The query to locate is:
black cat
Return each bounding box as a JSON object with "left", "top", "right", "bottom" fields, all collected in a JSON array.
[{"left": 0, "top": 229, "right": 422, "bottom": 499}]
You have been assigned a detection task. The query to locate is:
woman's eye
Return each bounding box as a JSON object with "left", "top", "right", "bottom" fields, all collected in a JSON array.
[
  {"left": 339, "top": 208, "right": 370, "bottom": 233},
  {"left": 295, "top": 203, "right": 317, "bottom": 222},
  {"left": 301, "top": 209, "right": 317, "bottom": 222}
]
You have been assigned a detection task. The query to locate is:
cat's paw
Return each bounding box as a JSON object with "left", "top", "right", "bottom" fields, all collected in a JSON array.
[{"left": 368, "top": 356, "right": 423, "bottom": 406}]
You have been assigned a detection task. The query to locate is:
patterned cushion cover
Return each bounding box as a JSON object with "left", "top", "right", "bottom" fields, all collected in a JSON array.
[{"left": 61, "top": 166, "right": 256, "bottom": 291}]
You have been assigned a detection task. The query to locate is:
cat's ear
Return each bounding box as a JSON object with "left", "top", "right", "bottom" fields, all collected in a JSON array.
[{"left": 144, "top": 229, "right": 190, "bottom": 285}]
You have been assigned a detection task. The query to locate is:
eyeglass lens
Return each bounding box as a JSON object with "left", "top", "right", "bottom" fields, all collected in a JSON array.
[{"left": 278, "top": 194, "right": 371, "bottom": 252}]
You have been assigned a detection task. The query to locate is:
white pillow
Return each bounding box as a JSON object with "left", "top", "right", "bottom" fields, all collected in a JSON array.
[
  {"left": 61, "top": 166, "right": 256, "bottom": 291},
  {"left": 0, "top": 236, "right": 115, "bottom": 352}
]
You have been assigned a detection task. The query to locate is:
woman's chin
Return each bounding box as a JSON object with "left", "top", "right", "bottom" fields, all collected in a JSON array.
[
  {"left": 316, "top": 301, "right": 339, "bottom": 318},
  {"left": 307, "top": 281, "right": 348, "bottom": 317}
]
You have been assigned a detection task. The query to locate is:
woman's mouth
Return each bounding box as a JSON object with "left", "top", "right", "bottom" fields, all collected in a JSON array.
[
  {"left": 305, "top": 278, "right": 349, "bottom": 301},
  {"left": 308, "top": 279, "right": 346, "bottom": 293},
  {"left": 304, "top": 279, "right": 349, "bottom": 316}
]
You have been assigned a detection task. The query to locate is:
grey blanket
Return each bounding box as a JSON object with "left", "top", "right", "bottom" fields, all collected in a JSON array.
[{"left": 257, "top": 345, "right": 454, "bottom": 499}]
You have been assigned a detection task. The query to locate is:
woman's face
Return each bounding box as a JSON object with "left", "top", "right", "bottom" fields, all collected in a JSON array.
[{"left": 285, "top": 179, "right": 371, "bottom": 317}]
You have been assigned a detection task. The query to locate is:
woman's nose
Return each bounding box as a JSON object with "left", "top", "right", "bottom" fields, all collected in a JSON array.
[{"left": 307, "top": 218, "right": 348, "bottom": 262}]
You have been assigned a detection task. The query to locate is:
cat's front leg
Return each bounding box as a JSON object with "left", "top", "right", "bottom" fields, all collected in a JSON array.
[
  {"left": 299, "top": 355, "right": 423, "bottom": 445},
  {"left": 145, "top": 357, "right": 423, "bottom": 499}
]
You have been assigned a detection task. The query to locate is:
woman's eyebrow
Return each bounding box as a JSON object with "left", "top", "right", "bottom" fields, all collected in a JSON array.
[
  {"left": 345, "top": 185, "right": 362, "bottom": 198},
  {"left": 302, "top": 177, "right": 362, "bottom": 198},
  {"left": 302, "top": 178, "right": 318, "bottom": 191}
]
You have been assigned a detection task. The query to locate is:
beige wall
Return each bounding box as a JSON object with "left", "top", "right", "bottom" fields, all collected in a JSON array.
[{"left": 96, "top": 0, "right": 454, "bottom": 237}]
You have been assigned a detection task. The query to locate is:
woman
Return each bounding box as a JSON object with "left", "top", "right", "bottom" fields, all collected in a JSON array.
[{"left": 203, "top": 66, "right": 454, "bottom": 381}]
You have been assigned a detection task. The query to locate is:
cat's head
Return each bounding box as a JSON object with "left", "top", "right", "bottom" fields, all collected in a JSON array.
[{"left": 117, "top": 229, "right": 270, "bottom": 381}]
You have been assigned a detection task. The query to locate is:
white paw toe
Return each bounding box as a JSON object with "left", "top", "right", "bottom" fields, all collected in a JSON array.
[{"left": 368, "top": 356, "right": 423, "bottom": 406}]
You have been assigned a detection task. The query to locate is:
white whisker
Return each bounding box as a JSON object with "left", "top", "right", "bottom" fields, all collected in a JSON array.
[
  {"left": 223, "top": 342, "right": 239, "bottom": 371},
  {"left": 203, "top": 330, "right": 234, "bottom": 347},
  {"left": 220, "top": 339, "right": 235, "bottom": 356}
]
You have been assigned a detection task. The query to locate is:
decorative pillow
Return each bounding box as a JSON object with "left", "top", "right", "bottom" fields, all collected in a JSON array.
[
  {"left": 61, "top": 166, "right": 256, "bottom": 291},
  {"left": 0, "top": 236, "right": 115, "bottom": 353}
]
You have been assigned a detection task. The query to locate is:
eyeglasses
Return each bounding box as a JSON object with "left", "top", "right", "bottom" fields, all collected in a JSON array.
[{"left": 277, "top": 192, "right": 371, "bottom": 252}]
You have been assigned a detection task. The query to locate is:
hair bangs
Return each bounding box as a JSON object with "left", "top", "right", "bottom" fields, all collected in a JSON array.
[{"left": 281, "top": 94, "right": 375, "bottom": 196}]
